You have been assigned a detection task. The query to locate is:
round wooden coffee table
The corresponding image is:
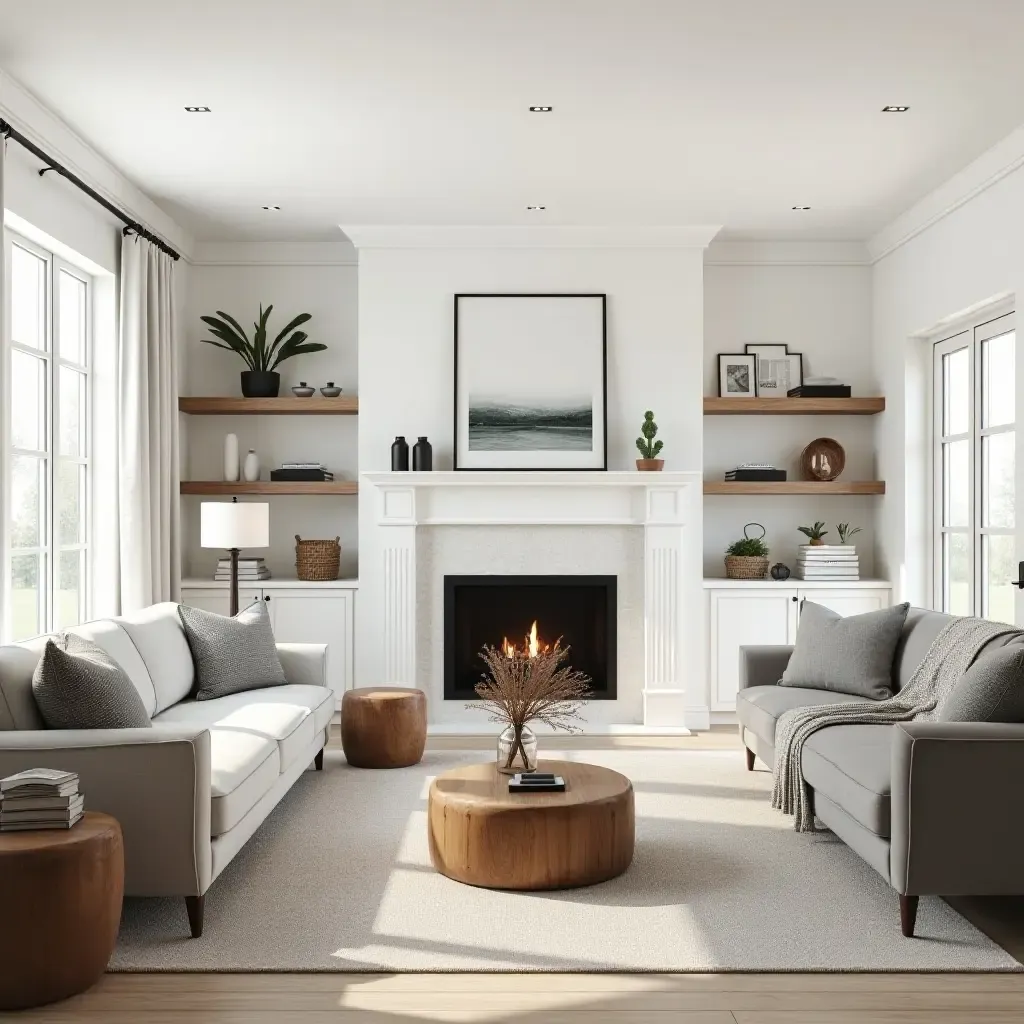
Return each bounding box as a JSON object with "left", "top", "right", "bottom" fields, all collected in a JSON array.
[
  {"left": 341, "top": 686, "right": 427, "bottom": 768},
  {"left": 428, "top": 760, "right": 634, "bottom": 890},
  {"left": 0, "top": 811, "right": 124, "bottom": 1010}
]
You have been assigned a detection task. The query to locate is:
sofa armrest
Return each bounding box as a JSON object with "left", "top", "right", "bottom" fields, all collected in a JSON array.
[
  {"left": 890, "top": 721, "right": 1024, "bottom": 896},
  {"left": 0, "top": 725, "right": 212, "bottom": 897},
  {"left": 739, "top": 646, "right": 793, "bottom": 689},
  {"left": 277, "top": 643, "right": 328, "bottom": 688}
]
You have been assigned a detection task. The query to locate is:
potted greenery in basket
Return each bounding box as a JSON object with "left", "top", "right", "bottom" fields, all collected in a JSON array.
[
  {"left": 635, "top": 410, "right": 664, "bottom": 471},
  {"left": 725, "top": 523, "right": 770, "bottom": 579},
  {"left": 797, "top": 521, "right": 829, "bottom": 546},
  {"left": 200, "top": 305, "right": 327, "bottom": 397}
]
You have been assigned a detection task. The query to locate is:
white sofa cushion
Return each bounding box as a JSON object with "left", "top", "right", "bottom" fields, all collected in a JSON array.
[
  {"left": 70, "top": 619, "right": 158, "bottom": 716},
  {"left": 115, "top": 603, "right": 194, "bottom": 713}
]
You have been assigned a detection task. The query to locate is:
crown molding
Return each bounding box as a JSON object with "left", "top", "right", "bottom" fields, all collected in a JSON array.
[
  {"left": 704, "top": 239, "right": 871, "bottom": 266},
  {"left": 190, "top": 239, "right": 358, "bottom": 267},
  {"left": 340, "top": 224, "right": 722, "bottom": 250},
  {"left": 868, "top": 123, "right": 1024, "bottom": 264},
  {"left": 0, "top": 68, "right": 194, "bottom": 260}
]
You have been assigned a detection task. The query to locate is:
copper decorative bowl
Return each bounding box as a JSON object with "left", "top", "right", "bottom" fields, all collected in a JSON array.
[{"left": 800, "top": 437, "right": 846, "bottom": 481}]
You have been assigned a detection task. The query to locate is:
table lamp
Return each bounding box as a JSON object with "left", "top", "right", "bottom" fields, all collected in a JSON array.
[{"left": 200, "top": 499, "right": 270, "bottom": 616}]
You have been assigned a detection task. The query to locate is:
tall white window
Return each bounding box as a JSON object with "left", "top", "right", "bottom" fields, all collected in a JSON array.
[
  {"left": 3, "top": 233, "right": 92, "bottom": 642},
  {"left": 933, "top": 311, "right": 1015, "bottom": 622}
]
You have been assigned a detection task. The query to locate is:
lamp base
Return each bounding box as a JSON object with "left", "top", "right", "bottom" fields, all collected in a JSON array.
[{"left": 228, "top": 548, "right": 239, "bottom": 616}]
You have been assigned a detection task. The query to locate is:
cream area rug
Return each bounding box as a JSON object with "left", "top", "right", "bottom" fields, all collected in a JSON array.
[{"left": 111, "top": 748, "right": 1020, "bottom": 972}]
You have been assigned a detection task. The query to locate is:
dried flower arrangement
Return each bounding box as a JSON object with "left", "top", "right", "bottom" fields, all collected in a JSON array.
[{"left": 467, "top": 622, "right": 592, "bottom": 772}]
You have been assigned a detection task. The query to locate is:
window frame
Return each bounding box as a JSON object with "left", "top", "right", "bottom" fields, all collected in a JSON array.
[
  {"left": 2, "top": 230, "right": 93, "bottom": 642},
  {"left": 931, "top": 309, "right": 1015, "bottom": 619}
]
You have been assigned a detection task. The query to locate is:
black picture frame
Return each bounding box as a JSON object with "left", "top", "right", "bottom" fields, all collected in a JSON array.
[
  {"left": 717, "top": 353, "right": 757, "bottom": 398},
  {"left": 453, "top": 293, "right": 608, "bottom": 471},
  {"left": 744, "top": 343, "right": 804, "bottom": 397}
]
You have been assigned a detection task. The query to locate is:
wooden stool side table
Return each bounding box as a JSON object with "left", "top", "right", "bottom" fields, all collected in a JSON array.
[
  {"left": 341, "top": 687, "right": 427, "bottom": 768},
  {"left": 0, "top": 811, "right": 124, "bottom": 1010}
]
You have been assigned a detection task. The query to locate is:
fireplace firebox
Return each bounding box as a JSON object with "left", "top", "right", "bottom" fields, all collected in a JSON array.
[{"left": 443, "top": 575, "right": 617, "bottom": 701}]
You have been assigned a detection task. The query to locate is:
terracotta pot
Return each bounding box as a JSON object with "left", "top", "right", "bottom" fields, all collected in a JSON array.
[
  {"left": 636, "top": 459, "right": 664, "bottom": 472},
  {"left": 809, "top": 537, "right": 825, "bottom": 545}
]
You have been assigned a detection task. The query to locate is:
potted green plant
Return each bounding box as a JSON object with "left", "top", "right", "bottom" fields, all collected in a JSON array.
[
  {"left": 635, "top": 410, "right": 664, "bottom": 471},
  {"left": 725, "top": 523, "right": 769, "bottom": 579},
  {"left": 797, "top": 521, "right": 829, "bottom": 546},
  {"left": 836, "top": 522, "right": 862, "bottom": 544},
  {"left": 200, "top": 305, "right": 327, "bottom": 397}
]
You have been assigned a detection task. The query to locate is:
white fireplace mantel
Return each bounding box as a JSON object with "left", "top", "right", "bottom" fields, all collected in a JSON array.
[{"left": 361, "top": 471, "right": 707, "bottom": 732}]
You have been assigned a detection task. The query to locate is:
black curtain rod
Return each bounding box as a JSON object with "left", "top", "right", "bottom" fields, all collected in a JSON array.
[{"left": 0, "top": 118, "right": 181, "bottom": 261}]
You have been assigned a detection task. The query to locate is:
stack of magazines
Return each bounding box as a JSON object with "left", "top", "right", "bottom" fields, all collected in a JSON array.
[
  {"left": 270, "top": 462, "right": 335, "bottom": 482},
  {"left": 797, "top": 544, "right": 859, "bottom": 581},
  {"left": 215, "top": 557, "right": 271, "bottom": 582},
  {"left": 725, "top": 462, "right": 787, "bottom": 482},
  {"left": 0, "top": 768, "right": 84, "bottom": 831}
]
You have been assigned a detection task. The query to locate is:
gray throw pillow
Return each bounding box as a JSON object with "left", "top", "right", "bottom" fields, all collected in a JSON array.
[
  {"left": 32, "top": 632, "right": 152, "bottom": 729},
  {"left": 178, "top": 600, "right": 287, "bottom": 701},
  {"left": 939, "top": 644, "right": 1024, "bottom": 722},
  {"left": 780, "top": 600, "right": 910, "bottom": 700}
]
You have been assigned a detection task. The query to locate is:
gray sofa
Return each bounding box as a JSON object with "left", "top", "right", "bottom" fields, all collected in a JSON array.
[
  {"left": 737, "top": 606, "right": 1024, "bottom": 937},
  {"left": 0, "top": 603, "right": 333, "bottom": 938}
]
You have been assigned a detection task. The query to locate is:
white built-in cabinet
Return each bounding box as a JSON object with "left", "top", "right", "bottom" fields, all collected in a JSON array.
[
  {"left": 180, "top": 580, "right": 356, "bottom": 708},
  {"left": 705, "top": 579, "right": 893, "bottom": 712}
]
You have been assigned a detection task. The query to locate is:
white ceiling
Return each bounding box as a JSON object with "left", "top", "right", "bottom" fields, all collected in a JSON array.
[{"left": 3, "top": 0, "right": 1024, "bottom": 243}]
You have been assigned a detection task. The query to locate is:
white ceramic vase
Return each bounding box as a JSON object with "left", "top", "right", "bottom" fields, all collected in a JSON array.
[
  {"left": 243, "top": 449, "right": 260, "bottom": 482},
  {"left": 223, "top": 433, "right": 240, "bottom": 482}
]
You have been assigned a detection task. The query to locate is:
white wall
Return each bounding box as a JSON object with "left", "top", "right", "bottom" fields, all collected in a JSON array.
[
  {"left": 352, "top": 228, "right": 711, "bottom": 683},
  {"left": 703, "top": 249, "right": 877, "bottom": 576},
  {"left": 181, "top": 242, "right": 359, "bottom": 580},
  {"left": 872, "top": 163, "right": 1024, "bottom": 608}
]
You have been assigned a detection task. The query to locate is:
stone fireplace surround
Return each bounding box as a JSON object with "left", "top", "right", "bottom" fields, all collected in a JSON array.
[{"left": 362, "top": 471, "right": 706, "bottom": 733}]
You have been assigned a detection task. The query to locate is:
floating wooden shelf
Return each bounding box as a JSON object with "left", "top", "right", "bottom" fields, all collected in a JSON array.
[
  {"left": 703, "top": 397, "right": 885, "bottom": 415},
  {"left": 180, "top": 481, "right": 358, "bottom": 496},
  {"left": 704, "top": 480, "right": 885, "bottom": 496},
  {"left": 178, "top": 396, "right": 358, "bottom": 415}
]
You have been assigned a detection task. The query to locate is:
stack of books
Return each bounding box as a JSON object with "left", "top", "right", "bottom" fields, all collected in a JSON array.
[
  {"left": 0, "top": 768, "right": 84, "bottom": 831},
  {"left": 725, "top": 463, "right": 787, "bottom": 482},
  {"left": 215, "top": 557, "right": 271, "bottom": 582},
  {"left": 797, "top": 544, "right": 859, "bottom": 581},
  {"left": 270, "top": 462, "right": 334, "bottom": 482}
]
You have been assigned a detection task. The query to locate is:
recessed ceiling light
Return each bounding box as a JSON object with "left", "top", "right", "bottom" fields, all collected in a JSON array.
[
  {"left": 262, "top": 205, "right": 281, "bottom": 211},
  {"left": 184, "top": 106, "right": 211, "bottom": 112},
  {"left": 882, "top": 105, "right": 910, "bottom": 112},
  {"left": 529, "top": 106, "right": 553, "bottom": 112},
  {"left": 792, "top": 205, "right": 811, "bottom": 211},
  {"left": 526, "top": 205, "right": 546, "bottom": 211}
]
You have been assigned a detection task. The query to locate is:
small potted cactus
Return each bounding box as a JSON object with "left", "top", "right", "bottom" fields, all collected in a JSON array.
[{"left": 635, "top": 410, "right": 664, "bottom": 471}]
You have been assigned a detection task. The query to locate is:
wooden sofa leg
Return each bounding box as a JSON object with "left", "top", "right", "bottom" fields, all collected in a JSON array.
[
  {"left": 314, "top": 747, "right": 325, "bottom": 771},
  {"left": 744, "top": 747, "right": 755, "bottom": 772},
  {"left": 185, "top": 895, "right": 205, "bottom": 938},
  {"left": 899, "top": 894, "right": 918, "bottom": 937}
]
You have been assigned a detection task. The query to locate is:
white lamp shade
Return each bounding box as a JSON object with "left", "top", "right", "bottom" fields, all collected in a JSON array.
[{"left": 200, "top": 501, "right": 270, "bottom": 550}]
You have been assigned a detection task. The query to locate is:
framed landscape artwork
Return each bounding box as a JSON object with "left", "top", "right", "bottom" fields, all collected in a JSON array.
[
  {"left": 454, "top": 294, "right": 608, "bottom": 470},
  {"left": 717, "top": 353, "right": 756, "bottom": 398}
]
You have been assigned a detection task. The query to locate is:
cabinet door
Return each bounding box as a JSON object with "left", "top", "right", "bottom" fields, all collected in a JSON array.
[
  {"left": 708, "top": 589, "right": 798, "bottom": 711},
  {"left": 799, "top": 589, "right": 890, "bottom": 619},
  {"left": 264, "top": 589, "right": 353, "bottom": 708},
  {"left": 179, "top": 588, "right": 263, "bottom": 616}
]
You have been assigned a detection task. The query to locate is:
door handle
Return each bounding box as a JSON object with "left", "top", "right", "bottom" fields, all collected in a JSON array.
[{"left": 1012, "top": 562, "right": 1024, "bottom": 589}]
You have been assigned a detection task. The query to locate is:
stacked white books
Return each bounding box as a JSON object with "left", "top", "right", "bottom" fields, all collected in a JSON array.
[
  {"left": 0, "top": 769, "right": 84, "bottom": 831},
  {"left": 797, "top": 545, "right": 859, "bottom": 581},
  {"left": 215, "top": 556, "right": 271, "bottom": 582}
]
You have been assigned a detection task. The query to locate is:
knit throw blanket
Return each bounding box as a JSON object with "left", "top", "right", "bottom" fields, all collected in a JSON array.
[{"left": 772, "top": 616, "right": 1019, "bottom": 832}]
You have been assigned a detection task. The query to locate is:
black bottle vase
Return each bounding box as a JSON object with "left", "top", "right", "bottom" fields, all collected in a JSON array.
[
  {"left": 391, "top": 436, "right": 410, "bottom": 471},
  {"left": 412, "top": 436, "right": 433, "bottom": 471}
]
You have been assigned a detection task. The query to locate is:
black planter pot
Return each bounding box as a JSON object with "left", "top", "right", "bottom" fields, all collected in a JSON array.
[
  {"left": 412, "top": 436, "right": 433, "bottom": 471},
  {"left": 240, "top": 370, "right": 280, "bottom": 398}
]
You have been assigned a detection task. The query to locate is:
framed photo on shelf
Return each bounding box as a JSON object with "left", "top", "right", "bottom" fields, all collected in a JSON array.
[
  {"left": 717, "top": 353, "right": 757, "bottom": 398},
  {"left": 453, "top": 293, "right": 608, "bottom": 470},
  {"left": 745, "top": 343, "right": 804, "bottom": 397}
]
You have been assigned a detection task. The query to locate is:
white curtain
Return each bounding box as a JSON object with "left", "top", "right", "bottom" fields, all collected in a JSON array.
[{"left": 117, "top": 233, "right": 181, "bottom": 612}]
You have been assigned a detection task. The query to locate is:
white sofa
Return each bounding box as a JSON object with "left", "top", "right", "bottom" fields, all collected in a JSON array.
[{"left": 0, "top": 602, "right": 332, "bottom": 937}]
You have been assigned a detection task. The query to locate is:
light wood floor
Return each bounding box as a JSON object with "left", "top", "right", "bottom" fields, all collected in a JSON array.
[{"left": 7, "top": 731, "right": 1023, "bottom": 1023}]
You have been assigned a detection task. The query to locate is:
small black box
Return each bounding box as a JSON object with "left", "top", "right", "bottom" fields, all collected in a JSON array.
[{"left": 787, "top": 385, "right": 852, "bottom": 398}]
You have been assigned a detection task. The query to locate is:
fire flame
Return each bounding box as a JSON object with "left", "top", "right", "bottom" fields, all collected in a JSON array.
[{"left": 502, "top": 620, "right": 546, "bottom": 659}]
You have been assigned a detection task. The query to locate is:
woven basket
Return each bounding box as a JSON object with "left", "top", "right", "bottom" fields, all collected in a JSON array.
[
  {"left": 295, "top": 535, "right": 341, "bottom": 581},
  {"left": 724, "top": 555, "right": 769, "bottom": 580}
]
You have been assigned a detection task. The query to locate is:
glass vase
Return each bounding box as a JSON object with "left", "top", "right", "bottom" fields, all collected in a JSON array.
[{"left": 497, "top": 724, "right": 538, "bottom": 774}]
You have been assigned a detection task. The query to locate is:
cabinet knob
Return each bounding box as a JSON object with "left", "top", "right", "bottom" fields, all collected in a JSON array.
[
  {"left": 791, "top": 596, "right": 798, "bottom": 602},
  {"left": 265, "top": 595, "right": 272, "bottom": 602}
]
